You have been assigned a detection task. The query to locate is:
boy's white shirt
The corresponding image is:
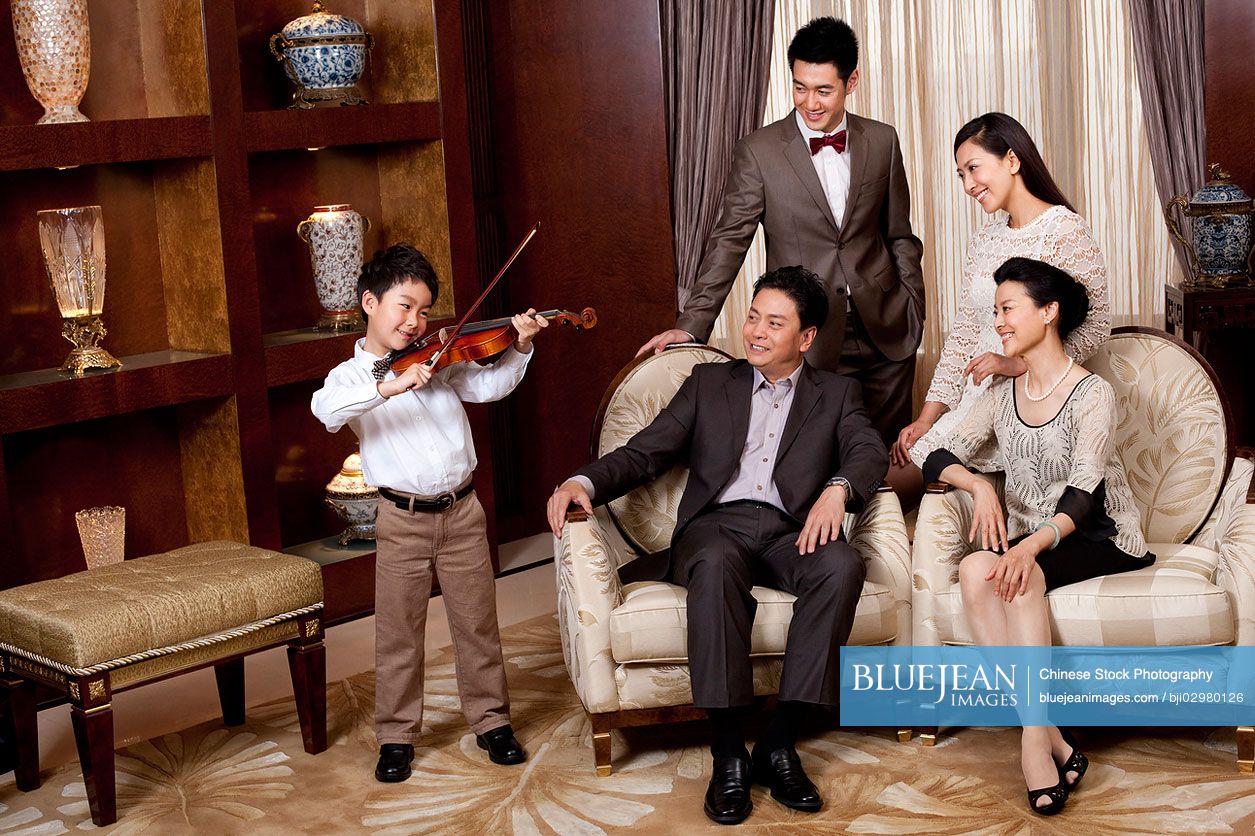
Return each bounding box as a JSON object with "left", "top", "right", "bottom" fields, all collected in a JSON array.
[{"left": 311, "top": 338, "right": 533, "bottom": 495}]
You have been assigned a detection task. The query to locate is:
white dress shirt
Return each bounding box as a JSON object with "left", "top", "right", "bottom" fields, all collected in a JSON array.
[
  {"left": 311, "top": 338, "right": 532, "bottom": 495},
  {"left": 795, "top": 110, "right": 851, "bottom": 229}
]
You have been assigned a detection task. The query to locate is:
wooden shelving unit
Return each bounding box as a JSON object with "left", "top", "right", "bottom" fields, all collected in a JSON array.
[{"left": 0, "top": 1, "right": 486, "bottom": 629}]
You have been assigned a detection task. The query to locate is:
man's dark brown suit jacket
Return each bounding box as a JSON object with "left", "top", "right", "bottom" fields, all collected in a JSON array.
[{"left": 575, "top": 359, "right": 889, "bottom": 584}]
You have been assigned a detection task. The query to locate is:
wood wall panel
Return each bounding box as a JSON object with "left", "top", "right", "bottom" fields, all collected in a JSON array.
[
  {"left": 1205, "top": 1, "right": 1255, "bottom": 196},
  {"left": 155, "top": 158, "right": 232, "bottom": 353},
  {"left": 480, "top": 0, "right": 676, "bottom": 541},
  {"left": 1203, "top": 1, "right": 1255, "bottom": 447}
]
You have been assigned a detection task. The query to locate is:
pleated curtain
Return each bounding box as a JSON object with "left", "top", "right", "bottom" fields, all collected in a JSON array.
[{"left": 662, "top": 0, "right": 776, "bottom": 310}]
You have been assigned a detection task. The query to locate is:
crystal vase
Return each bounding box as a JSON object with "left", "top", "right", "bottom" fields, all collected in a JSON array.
[
  {"left": 37, "top": 205, "right": 121, "bottom": 376},
  {"left": 11, "top": 0, "right": 91, "bottom": 124},
  {"left": 75, "top": 506, "right": 125, "bottom": 570}
]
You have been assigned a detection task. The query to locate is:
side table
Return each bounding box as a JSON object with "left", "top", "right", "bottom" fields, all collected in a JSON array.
[{"left": 1165, "top": 283, "right": 1255, "bottom": 446}]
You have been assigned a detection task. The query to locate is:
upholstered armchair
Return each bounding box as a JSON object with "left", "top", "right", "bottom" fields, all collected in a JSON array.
[
  {"left": 555, "top": 345, "right": 912, "bottom": 775},
  {"left": 911, "top": 327, "right": 1255, "bottom": 770}
]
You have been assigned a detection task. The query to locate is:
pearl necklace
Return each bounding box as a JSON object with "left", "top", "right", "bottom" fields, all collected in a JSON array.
[{"left": 1023, "top": 357, "right": 1074, "bottom": 402}]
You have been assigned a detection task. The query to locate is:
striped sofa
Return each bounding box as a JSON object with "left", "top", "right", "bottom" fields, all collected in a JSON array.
[{"left": 911, "top": 327, "right": 1255, "bottom": 770}]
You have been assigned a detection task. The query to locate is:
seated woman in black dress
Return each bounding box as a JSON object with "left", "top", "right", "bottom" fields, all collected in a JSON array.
[{"left": 922, "top": 256, "right": 1154, "bottom": 815}]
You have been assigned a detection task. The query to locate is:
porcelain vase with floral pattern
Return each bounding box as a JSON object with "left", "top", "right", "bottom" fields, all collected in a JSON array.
[
  {"left": 11, "top": 0, "right": 91, "bottom": 124},
  {"left": 1165, "top": 163, "right": 1255, "bottom": 287},
  {"left": 297, "top": 204, "right": 369, "bottom": 331},
  {"left": 269, "top": 1, "right": 373, "bottom": 108}
]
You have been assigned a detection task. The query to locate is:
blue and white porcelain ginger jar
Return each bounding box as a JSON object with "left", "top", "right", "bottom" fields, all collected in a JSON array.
[
  {"left": 1165, "top": 163, "right": 1255, "bottom": 287},
  {"left": 269, "top": 1, "right": 373, "bottom": 108}
]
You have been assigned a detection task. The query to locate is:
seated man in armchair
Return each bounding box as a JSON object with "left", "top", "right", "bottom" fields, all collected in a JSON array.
[{"left": 547, "top": 266, "right": 888, "bottom": 826}]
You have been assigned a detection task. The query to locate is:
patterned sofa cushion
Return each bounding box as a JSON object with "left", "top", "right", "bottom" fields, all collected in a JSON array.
[
  {"left": 608, "top": 579, "right": 897, "bottom": 664},
  {"left": 1087, "top": 332, "right": 1230, "bottom": 545},
  {"left": 933, "top": 544, "right": 1234, "bottom": 647}
]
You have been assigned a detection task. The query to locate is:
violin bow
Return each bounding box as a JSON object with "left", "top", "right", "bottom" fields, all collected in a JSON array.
[{"left": 424, "top": 221, "right": 541, "bottom": 367}]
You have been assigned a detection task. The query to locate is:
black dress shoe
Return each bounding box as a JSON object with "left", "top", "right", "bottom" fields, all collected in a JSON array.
[
  {"left": 704, "top": 755, "right": 753, "bottom": 825},
  {"left": 752, "top": 746, "right": 822, "bottom": 812},
  {"left": 476, "top": 726, "right": 526, "bottom": 765},
  {"left": 374, "top": 743, "right": 414, "bottom": 783}
]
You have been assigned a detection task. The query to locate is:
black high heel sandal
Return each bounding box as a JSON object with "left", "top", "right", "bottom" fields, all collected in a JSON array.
[
  {"left": 1056, "top": 728, "right": 1089, "bottom": 790},
  {"left": 1026, "top": 778, "right": 1069, "bottom": 816}
]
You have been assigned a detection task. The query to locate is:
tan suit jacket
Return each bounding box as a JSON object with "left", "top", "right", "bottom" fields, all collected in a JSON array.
[{"left": 677, "top": 111, "right": 925, "bottom": 366}]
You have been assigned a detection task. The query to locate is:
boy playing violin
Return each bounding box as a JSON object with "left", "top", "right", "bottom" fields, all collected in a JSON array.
[{"left": 312, "top": 244, "right": 548, "bottom": 782}]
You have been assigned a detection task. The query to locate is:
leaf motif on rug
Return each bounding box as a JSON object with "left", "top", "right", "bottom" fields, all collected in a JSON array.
[{"left": 55, "top": 729, "right": 293, "bottom": 834}]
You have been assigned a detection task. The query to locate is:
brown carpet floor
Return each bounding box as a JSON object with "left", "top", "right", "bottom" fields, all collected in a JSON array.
[{"left": 3, "top": 615, "right": 1253, "bottom": 834}]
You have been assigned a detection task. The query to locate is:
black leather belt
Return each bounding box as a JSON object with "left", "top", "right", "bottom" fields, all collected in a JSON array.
[
  {"left": 713, "top": 499, "right": 785, "bottom": 514},
  {"left": 378, "top": 483, "right": 474, "bottom": 512}
]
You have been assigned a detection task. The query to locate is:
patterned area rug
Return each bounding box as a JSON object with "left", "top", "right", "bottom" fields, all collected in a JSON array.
[{"left": 3, "top": 615, "right": 1253, "bottom": 834}]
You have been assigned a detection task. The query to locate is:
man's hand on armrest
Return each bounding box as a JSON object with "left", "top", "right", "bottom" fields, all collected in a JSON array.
[
  {"left": 635, "top": 328, "right": 697, "bottom": 358},
  {"left": 548, "top": 479, "right": 593, "bottom": 538}
]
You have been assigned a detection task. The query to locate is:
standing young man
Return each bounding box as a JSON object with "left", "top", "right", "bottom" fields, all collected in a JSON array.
[{"left": 640, "top": 17, "right": 924, "bottom": 444}]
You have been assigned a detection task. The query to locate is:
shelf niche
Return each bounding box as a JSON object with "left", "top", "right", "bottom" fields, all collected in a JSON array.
[
  {"left": 0, "top": 0, "right": 209, "bottom": 126},
  {"left": 249, "top": 140, "right": 456, "bottom": 337},
  {"left": 234, "top": 0, "right": 438, "bottom": 112},
  {"left": 2, "top": 395, "right": 248, "bottom": 589},
  {"left": 0, "top": 157, "right": 230, "bottom": 378},
  {"left": 269, "top": 379, "right": 361, "bottom": 549}
]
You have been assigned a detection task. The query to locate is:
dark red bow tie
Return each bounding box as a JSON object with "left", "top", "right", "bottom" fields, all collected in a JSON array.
[{"left": 809, "top": 130, "right": 847, "bottom": 155}]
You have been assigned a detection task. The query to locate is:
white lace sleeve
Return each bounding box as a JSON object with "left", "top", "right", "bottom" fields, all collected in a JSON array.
[
  {"left": 1048, "top": 214, "right": 1111, "bottom": 362},
  {"left": 924, "top": 231, "right": 985, "bottom": 409},
  {"left": 1066, "top": 378, "right": 1116, "bottom": 494},
  {"left": 937, "top": 380, "right": 1000, "bottom": 464}
]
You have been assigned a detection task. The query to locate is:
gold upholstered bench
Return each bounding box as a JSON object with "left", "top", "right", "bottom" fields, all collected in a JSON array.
[{"left": 0, "top": 541, "right": 327, "bottom": 827}]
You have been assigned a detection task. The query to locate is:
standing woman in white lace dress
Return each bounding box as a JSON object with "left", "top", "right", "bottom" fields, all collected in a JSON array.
[
  {"left": 888, "top": 113, "right": 1110, "bottom": 506},
  {"left": 923, "top": 257, "right": 1152, "bottom": 815}
]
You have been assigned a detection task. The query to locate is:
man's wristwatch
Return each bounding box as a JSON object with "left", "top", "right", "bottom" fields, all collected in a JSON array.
[{"left": 825, "top": 476, "right": 852, "bottom": 500}]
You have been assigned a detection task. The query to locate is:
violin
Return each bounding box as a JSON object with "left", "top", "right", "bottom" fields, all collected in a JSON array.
[{"left": 385, "top": 308, "right": 598, "bottom": 374}]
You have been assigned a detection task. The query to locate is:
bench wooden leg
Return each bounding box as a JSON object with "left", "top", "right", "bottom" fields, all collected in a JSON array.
[
  {"left": 1239, "top": 726, "right": 1254, "bottom": 773},
  {"left": 1, "top": 676, "right": 39, "bottom": 791},
  {"left": 215, "top": 658, "right": 246, "bottom": 726},
  {"left": 71, "top": 703, "right": 116, "bottom": 827},
  {"left": 287, "top": 640, "right": 327, "bottom": 754}
]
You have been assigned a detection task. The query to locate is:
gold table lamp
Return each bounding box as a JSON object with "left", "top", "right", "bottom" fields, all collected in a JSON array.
[{"left": 37, "top": 205, "right": 122, "bottom": 376}]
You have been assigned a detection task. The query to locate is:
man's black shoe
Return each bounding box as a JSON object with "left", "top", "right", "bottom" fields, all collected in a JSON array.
[
  {"left": 751, "top": 746, "right": 822, "bottom": 812},
  {"left": 704, "top": 755, "right": 753, "bottom": 825},
  {"left": 374, "top": 743, "right": 414, "bottom": 783},
  {"left": 476, "top": 726, "right": 527, "bottom": 765}
]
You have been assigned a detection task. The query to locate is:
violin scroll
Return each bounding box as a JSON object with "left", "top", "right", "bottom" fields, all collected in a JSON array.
[{"left": 547, "top": 307, "right": 598, "bottom": 331}]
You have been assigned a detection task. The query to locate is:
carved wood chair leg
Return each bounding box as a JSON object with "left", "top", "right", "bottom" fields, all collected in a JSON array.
[
  {"left": 215, "top": 658, "right": 246, "bottom": 726},
  {"left": 1, "top": 676, "right": 39, "bottom": 791},
  {"left": 287, "top": 640, "right": 327, "bottom": 754},
  {"left": 71, "top": 703, "right": 116, "bottom": 827},
  {"left": 1238, "top": 725, "right": 1254, "bottom": 773}
]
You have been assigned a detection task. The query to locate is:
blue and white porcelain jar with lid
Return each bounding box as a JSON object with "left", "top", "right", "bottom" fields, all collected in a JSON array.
[
  {"left": 1165, "top": 163, "right": 1255, "bottom": 287},
  {"left": 269, "top": 1, "right": 374, "bottom": 108}
]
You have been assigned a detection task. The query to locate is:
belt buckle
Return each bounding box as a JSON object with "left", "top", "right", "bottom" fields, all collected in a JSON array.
[{"left": 435, "top": 491, "right": 457, "bottom": 511}]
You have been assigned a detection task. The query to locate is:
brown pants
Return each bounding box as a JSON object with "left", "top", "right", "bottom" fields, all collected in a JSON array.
[{"left": 374, "top": 492, "right": 511, "bottom": 745}]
